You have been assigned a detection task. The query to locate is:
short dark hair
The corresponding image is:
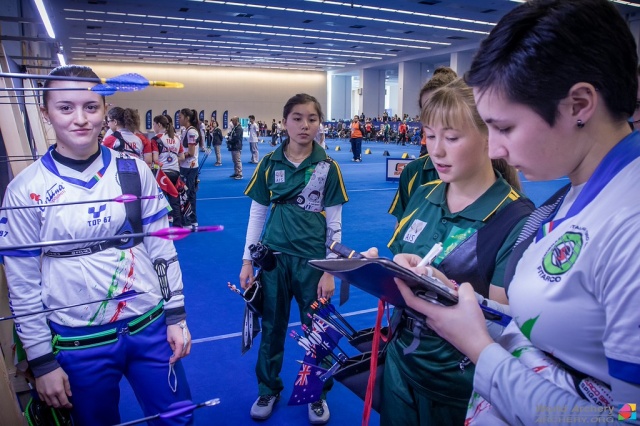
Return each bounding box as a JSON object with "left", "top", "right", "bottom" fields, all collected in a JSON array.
[
  {"left": 43, "top": 65, "right": 103, "bottom": 108},
  {"left": 249, "top": 115, "right": 255, "bottom": 120},
  {"left": 465, "top": 0, "right": 637, "bottom": 125},
  {"left": 282, "top": 93, "right": 324, "bottom": 122}
]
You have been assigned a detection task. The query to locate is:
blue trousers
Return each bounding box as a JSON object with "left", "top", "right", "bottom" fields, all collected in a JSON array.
[
  {"left": 350, "top": 137, "right": 362, "bottom": 160},
  {"left": 50, "top": 314, "right": 192, "bottom": 426},
  {"left": 179, "top": 167, "right": 198, "bottom": 225}
]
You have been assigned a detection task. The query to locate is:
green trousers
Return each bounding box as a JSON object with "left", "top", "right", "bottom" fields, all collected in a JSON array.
[
  {"left": 379, "top": 327, "right": 474, "bottom": 426},
  {"left": 256, "top": 252, "right": 333, "bottom": 397}
]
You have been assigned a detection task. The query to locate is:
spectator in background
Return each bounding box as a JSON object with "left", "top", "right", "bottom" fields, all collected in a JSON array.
[
  {"left": 227, "top": 116, "right": 244, "bottom": 179},
  {"left": 102, "top": 107, "right": 153, "bottom": 166},
  {"left": 271, "top": 119, "right": 278, "bottom": 146},
  {"left": 211, "top": 120, "right": 223, "bottom": 166},
  {"left": 178, "top": 108, "right": 201, "bottom": 228},
  {"left": 349, "top": 115, "right": 364, "bottom": 162},
  {"left": 248, "top": 115, "right": 260, "bottom": 164},
  {"left": 152, "top": 114, "right": 184, "bottom": 227}
]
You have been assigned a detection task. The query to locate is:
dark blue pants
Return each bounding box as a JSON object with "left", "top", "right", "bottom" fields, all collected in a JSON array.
[
  {"left": 179, "top": 167, "right": 198, "bottom": 225},
  {"left": 50, "top": 314, "right": 192, "bottom": 426},
  {"left": 350, "top": 137, "right": 363, "bottom": 160}
]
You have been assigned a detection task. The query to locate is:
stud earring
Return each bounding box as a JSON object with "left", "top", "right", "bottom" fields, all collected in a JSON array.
[{"left": 577, "top": 119, "right": 585, "bottom": 128}]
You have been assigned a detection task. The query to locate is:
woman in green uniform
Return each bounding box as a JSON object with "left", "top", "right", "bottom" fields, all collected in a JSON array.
[
  {"left": 239, "top": 93, "right": 349, "bottom": 425},
  {"left": 380, "top": 79, "right": 533, "bottom": 425},
  {"left": 388, "top": 67, "right": 459, "bottom": 223}
]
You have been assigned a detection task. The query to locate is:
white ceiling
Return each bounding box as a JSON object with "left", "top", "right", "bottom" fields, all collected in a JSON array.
[{"left": 12, "top": 0, "right": 640, "bottom": 74}]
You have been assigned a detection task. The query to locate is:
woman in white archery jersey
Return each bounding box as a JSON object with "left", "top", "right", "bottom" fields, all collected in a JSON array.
[
  {"left": 0, "top": 65, "right": 193, "bottom": 426},
  {"left": 393, "top": 0, "right": 640, "bottom": 424}
]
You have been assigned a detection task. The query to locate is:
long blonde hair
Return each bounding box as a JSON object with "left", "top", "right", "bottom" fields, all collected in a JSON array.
[{"left": 421, "top": 78, "right": 521, "bottom": 191}]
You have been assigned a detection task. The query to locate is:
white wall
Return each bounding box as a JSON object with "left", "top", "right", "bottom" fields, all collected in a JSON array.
[{"left": 80, "top": 62, "right": 327, "bottom": 129}]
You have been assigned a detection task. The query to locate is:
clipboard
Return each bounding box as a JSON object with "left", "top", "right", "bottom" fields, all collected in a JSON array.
[
  {"left": 309, "top": 257, "right": 511, "bottom": 326},
  {"left": 308, "top": 257, "right": 458, "bottom": 308}
]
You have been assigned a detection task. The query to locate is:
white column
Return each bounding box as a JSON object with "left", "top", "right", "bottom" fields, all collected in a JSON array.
[
  {"left": 450, "top": 50, "right": 475, "bottom": 77},
  {"left": 398, "top": 62, "right": 422, "bottom": 119},
  {"left": 329, "top": 75, "right": 351, "bottom": 121},
  {"left": 360, "top": 68, "right": 385, "bottom": 119}
]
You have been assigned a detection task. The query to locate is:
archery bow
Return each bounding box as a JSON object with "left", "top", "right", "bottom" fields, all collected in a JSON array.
[
  {"left": 0, "top": 194, "right": 158, "bottom": 211},
  {"left": 0, "top": 225, "right": 224, "bottom": 252}
]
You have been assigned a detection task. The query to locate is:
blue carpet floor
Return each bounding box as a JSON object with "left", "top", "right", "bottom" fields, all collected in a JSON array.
[{"left": 118, "top": 139, "right": 568, "bottom": 425}]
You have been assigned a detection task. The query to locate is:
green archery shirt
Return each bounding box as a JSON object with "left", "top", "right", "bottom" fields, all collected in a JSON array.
[
  {"left": 388, "top": 174, "right": 526, "bottom": 288},
  {"left": 244, "top": 142, "right": 349, "bottom": 259}
]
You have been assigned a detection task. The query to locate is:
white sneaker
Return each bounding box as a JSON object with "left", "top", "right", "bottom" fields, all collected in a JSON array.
[
  {"left": 250, "top": 394, "right": 280, "bottom": 420},
  {"left": 308, "top": 399, "right": 330, "bottom": 425}
]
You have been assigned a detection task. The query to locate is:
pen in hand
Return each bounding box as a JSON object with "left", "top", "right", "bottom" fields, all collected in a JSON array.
[{"left": 417, "top": 242, "right": 443, "bottom": 268}]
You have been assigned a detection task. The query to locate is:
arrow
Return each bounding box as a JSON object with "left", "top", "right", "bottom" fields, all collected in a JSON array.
[
  {"left": 0, "top": 194, "right": 158, "bottom": 211},
  {"left": 0, "top": 72, "right": 184, "bottom": 94},
  {"left": 0, "top": 84, "right": 119, "bottom": 96},
  {"left": 317, "top": 298, "right": 358, "bottom": 335},
  {"left": 302, "top": 317, "right": 346, "bottom": 353},
  {"left": 0, "top": 225, "right": 224, "bottom": 252},
  {"left": 0, "top": 290, "right": 145, "bottom": 322},
  {"left": 113, "top": 398, "right": 221, "bottom": 426}
]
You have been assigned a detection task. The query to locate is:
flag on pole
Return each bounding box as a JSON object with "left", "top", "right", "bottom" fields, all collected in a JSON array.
[
  {"left": 288, "top": 363, "right": 327, "bottom": 405},
  {"left": 156, "top": 169, "right": 178, "bottom": 197}
]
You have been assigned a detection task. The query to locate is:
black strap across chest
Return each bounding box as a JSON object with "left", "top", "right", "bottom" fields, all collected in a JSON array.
[{"left": 438, "top": 197, "right": 535, "bottom": 297}]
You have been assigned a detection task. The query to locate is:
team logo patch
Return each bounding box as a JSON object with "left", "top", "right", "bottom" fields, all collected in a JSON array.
[
  {"left": 403, "top": 219, "right": 427, "bottom": 243},
  {"left": 275, "top": 170, "right": 285, "bottom": 183},
  {"left": 542, "top": 232, "right": 583, "bottom": 275}
]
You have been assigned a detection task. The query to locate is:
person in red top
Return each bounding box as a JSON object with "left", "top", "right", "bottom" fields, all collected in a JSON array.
[
  {"left": 349, "top": 115, "right": 364, "bottom": 162},
  {"left": 398, "top": 120, "right": 408, "bottom": 145}
]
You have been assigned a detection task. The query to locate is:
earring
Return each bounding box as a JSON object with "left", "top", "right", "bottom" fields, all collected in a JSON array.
[{"left": 577, "top": 119, "right": 585, "bottom": 128}]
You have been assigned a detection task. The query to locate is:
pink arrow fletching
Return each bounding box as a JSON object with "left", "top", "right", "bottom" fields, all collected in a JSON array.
[{"left": 149, "top": 225, "right": 224, "bottom": 241}]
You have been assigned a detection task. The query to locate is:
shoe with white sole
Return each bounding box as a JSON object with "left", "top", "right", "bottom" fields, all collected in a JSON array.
[
  {"left": 308, "top": 399, "right": 330, "bottom": 425},
  {"left": 250, "top": 394, "right": 280, "bottom": 420}
]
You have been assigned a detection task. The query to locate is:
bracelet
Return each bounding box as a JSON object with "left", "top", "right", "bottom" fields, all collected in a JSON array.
[{"left": 242, "top": 261, "right": 252, "bottom": 266}]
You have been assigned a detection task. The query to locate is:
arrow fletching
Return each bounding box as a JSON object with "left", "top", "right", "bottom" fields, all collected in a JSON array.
[{"left": 111, "top": 290, "right": 146, "bottom": 302}]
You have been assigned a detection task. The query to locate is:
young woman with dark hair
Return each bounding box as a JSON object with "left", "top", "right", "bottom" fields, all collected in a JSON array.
[
  {"left": 178, "top": 108, "right": 201, "bottom": 228},
  {"left": 0, "top": 65, "right": 192, "bottom": 426},
  {"left": 395, "top": 1, "right": 640, "bottom": 423},
  {"left": 239, "top": 93, "right": 349, "bottom": 425}
]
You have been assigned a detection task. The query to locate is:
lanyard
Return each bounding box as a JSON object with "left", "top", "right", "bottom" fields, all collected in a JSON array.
[{"left": 536, "top": 131, "right": 640, "bottom": 242}]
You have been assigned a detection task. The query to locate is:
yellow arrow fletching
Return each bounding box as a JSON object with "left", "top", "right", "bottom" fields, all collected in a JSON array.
[{"left": 148, "top": 81, "right": 184, "bottom": 88}]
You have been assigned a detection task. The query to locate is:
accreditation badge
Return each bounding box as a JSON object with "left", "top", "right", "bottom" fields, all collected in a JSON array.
[{"left": 403, "top": 219, "right": 427, "bottom": 243}]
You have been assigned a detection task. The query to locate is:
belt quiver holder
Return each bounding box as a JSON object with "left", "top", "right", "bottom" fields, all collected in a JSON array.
[
  {"left": 348, "top": 326, "right": 390, "bottom": 353},
  {"left": 333, "top": 348, "right": 387, "bottom": 413},
  {"left": 335, "top": 321, "right": 390, "bottom": 413}
]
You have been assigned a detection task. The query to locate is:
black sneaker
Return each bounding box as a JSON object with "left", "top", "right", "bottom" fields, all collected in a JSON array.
[
  {"left": 234, "top": 175, "right": 243, "bottom": 180},
  {"left": 250, "top": 394, "right": 280, "bottom": 420},
  {"left": 308, "top": 399, "right": 330, "bottom": 425},
  {"left": 229, "top": 174, "right": 237, "bottom": 178}
]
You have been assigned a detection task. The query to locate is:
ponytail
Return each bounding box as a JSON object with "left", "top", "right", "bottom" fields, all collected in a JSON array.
[{"left": 492, "top": 159, "right": 522, "bottom": 192}]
